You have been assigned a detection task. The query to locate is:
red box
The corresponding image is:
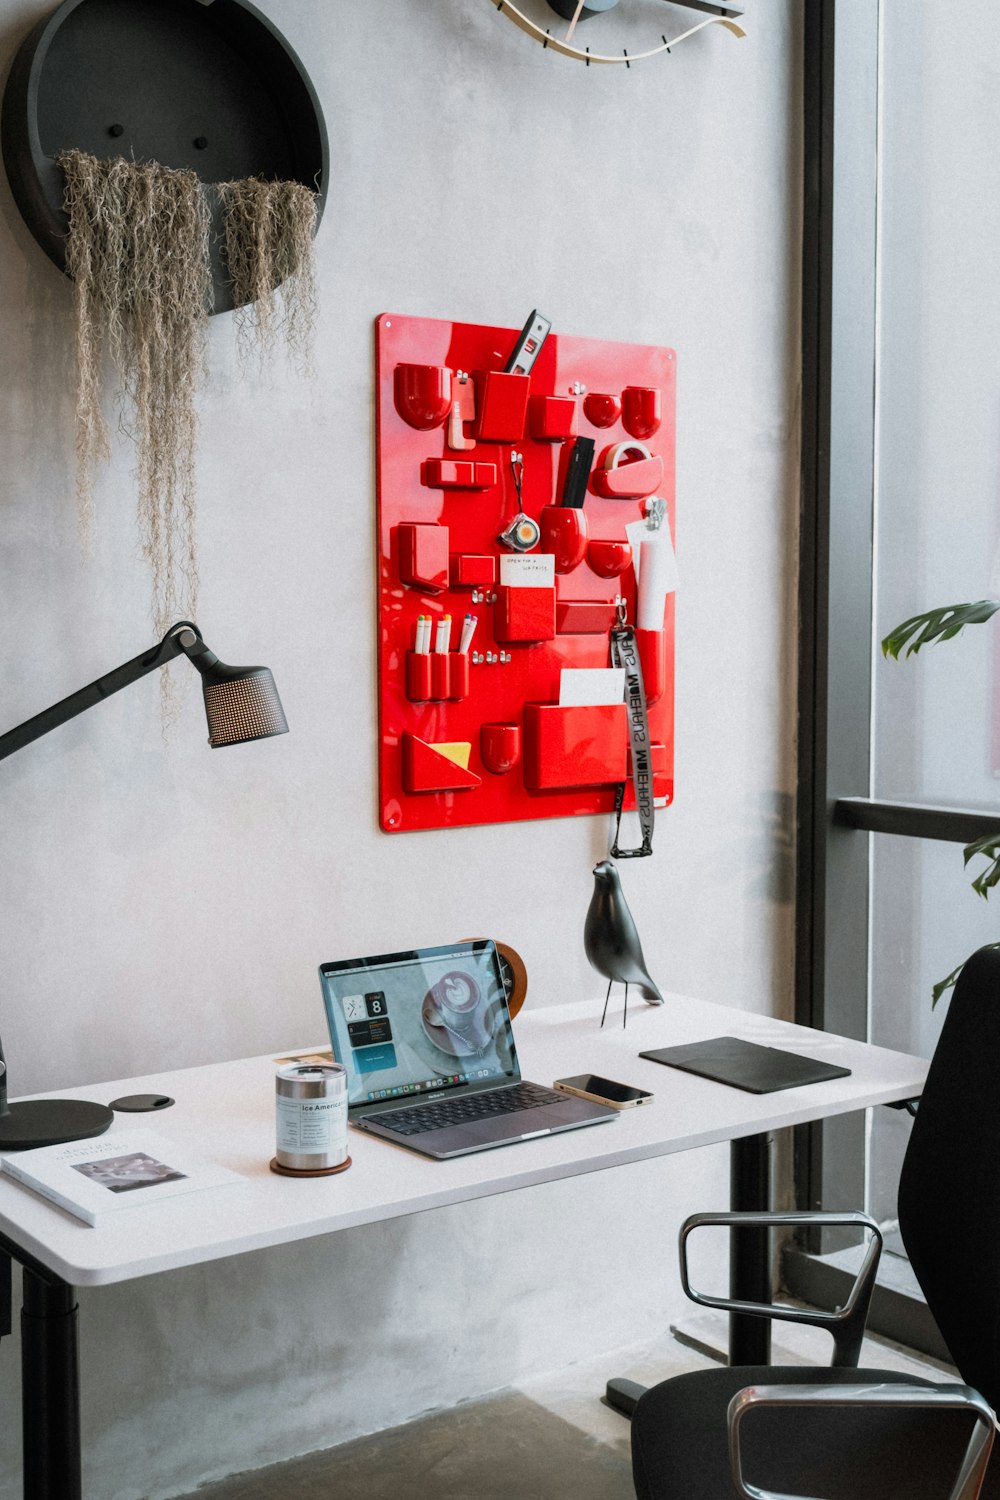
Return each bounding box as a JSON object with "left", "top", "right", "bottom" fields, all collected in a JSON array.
[
  {"left": 635, "top": 627, "right": 667, "bottom": 706},
  {"left": 528, "top": 395, "right": 578, "bottom": 442},
  {"left": 556, "top": 600, "right": 618, "bottom": 635},
  {"left": 474, "top": 370, "right": 529, "bottom": 442},
  {"left": 494, "top": 586, "right": 555, "bottom": 643},
  {"left": 401, "top": 734, "right": 481, "bottom": 794},
  {"left": 450, "top": 553, "right": 497, "bottom": 589},
  {"left": 421, "top": 459, "right": 496, "bottom": 490},
  {"left": 397, "top": 523, "right": 449, "bottom": 593},
  {"left": 523, "top": 703, "right": 628, "bottom": 791}
]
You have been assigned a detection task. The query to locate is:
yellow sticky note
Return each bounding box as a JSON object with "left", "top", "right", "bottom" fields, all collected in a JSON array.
[{"left": 430, "top": 741, "right": 472, "bottom": 770}]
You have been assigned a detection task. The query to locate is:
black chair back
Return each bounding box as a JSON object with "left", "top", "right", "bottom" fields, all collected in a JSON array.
[{"left": 898, "top": 942, "right": 1000, "bottom": 1412}]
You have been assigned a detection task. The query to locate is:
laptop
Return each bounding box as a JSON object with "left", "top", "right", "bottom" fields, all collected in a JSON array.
[{"left": 318, "top": 940, "right": 616, "bottom": 1158}]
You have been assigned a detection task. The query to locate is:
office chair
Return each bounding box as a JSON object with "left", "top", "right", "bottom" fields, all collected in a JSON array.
[{"left": 629, "top": 943, "right": 1000, "bottom": 1499}]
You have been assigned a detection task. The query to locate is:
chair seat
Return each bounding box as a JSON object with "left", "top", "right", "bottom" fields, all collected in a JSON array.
[{"left": 631, "top": 1364, "right": 1000, "bottom": 1500}]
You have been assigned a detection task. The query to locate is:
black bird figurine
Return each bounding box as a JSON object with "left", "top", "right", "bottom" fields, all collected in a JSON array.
[{"left": 584, "top": 859, "right": 664, "bottom": 1027}]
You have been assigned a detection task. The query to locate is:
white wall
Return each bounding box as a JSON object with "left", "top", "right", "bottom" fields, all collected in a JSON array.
[{"left": 0, "top": 2, "right": 801, "bottom": 1494}]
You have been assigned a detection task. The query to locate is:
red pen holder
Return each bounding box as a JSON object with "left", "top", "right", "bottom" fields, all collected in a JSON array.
[
  {"left": 494, "top": 585, "right": 556, "bottom": 643},
  {"left": 586, "top": 538, "right": 632, "bottom": 578},
  {"left": 474, "top": 370, "right": 529, "bottom": 442},
  {"left": 523, "top": 703, "right": 628, "bottom": 791},
  {"left": 622, "top": 386, "right": 662, "bottom": 440},
  {"left": 394, "top": 364, "right": 453, "bottom": 430},
  {"left": 540, "top": 505, "right": 589, "bottom": 574},
  {"left": 583, "top": 392, "right": 622, "bottom": 428},
  {"left": 429, "top": 652, "right": 469, "bottom": 702},
  {"left": 448, "top": 652, "right": 470, "bottom": 700},
  {"left": 405, "top": 651, "right": 433, "bottom": 703},
  {"left": 480, "top": 722, "right": 522, "bottom": 775},
  {"left": 635, "top": 627, "right": 667, "bottom": 706},
  {"left": 398, "top": 523, "right": 449, "bottom": 593}
]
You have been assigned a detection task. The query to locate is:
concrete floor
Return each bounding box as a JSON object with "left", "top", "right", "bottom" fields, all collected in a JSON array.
[{"left": 176, "top": 1321, "right": 950, "bottom": 1500}]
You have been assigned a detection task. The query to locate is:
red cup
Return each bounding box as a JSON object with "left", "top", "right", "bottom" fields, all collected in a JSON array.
[
  {"left": 405, "top": 651, "right": 432, "bottom": 702},
  {"left": 587, "top": 538, "right": 633, "bottom": 578},
  {"left": 540, "top": 505, "right": 588, "bottom": 574},
  {"left": 394, "top": 364, "right": 453, "bottom": 429},
  {"left": 430, "top": 653, "right": 450, "bottom": 701},
  {"left": 584, "top": 392, "right": 622, "bottom": 428},
  {"left": 480, "top": 722, "right": 521, "bottom": 775},
  {"left": 622, "top": 386, "right": 661, "bottom": 440}
]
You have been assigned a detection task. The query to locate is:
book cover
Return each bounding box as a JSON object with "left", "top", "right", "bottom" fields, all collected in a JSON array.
[{"left": 0, "top": 1129, "right": 245, "bottom": 1226}]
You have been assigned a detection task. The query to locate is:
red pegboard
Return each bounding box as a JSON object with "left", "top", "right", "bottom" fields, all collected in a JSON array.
[{"left": 376, "top": 313, "right": 676, "bottom": 833}]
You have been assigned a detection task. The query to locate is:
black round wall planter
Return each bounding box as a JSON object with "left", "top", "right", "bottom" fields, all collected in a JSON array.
[{"left": 1, "top": 0, "right": 329, "bottom": 313}]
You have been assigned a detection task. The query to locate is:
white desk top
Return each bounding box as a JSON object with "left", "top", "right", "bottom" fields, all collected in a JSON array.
[{"left": 0, "top": 994, "right": 927, "bottom": 1287}]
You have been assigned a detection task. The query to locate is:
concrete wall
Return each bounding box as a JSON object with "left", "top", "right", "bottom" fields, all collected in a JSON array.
[{"left": 0, "top": 2, "right": 801, "bottom": 1494}]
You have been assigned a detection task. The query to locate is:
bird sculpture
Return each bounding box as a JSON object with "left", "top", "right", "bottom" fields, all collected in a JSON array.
[{"left": 584, "top": 859, "right": 664, "bottom": 1027}]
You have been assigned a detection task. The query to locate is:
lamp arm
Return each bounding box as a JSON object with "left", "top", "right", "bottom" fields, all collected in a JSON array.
[{"left": 0, "top": 622, "right": 203, "bottom": 764}]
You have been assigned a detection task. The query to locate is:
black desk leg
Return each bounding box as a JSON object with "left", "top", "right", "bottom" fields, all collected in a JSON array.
[
  {"left": 21, "top": 1266, "right": 81, "bottom": 1500},
  {"left": 728, "top": 1131, "right": 771, "bottom": 1365},
  {"left": 606, "top": 1130, "right": 774, "bottom": 1418},
  {"left": 1, "top": 1250, "right": 11, "bottom": 1339}
]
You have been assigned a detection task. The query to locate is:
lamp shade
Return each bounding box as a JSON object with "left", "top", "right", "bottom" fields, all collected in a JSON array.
[{"left": 197, "top": 662, "right": 289, "bottom": 747}]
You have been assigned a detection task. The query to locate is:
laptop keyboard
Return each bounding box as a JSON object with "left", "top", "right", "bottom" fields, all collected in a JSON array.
[{"left": 366, "top": 1082, "right": 565, "bottom": 1136}]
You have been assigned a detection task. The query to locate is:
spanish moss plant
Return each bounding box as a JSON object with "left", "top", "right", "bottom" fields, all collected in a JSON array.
[
  {"left": 218, "top": 175, "right": 318, "bottom": 373},
  {"left": 58, "top": 152, "right": 319, "bottom": 664},
  {"left": 59, "top": 149, "right": 211, "bottom": 638}
]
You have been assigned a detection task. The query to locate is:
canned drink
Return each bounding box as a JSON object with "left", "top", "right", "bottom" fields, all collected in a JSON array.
[{"left": 275, "top": 1063, "right": 348, "bottom": 1171}]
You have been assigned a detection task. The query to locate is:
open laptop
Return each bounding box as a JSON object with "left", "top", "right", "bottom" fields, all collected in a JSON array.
[{"left": 318, "top": 940, "right": 616, "bottom": 1159}]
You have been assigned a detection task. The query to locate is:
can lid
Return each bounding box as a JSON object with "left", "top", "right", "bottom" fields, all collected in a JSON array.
[{"left": 276, "top": 1063, "right": 345, "bottom": 1082}]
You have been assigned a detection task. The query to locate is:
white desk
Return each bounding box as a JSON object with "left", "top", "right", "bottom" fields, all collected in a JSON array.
[{"left": 0, "top": 994, "right": 928, "bottom": 1499}]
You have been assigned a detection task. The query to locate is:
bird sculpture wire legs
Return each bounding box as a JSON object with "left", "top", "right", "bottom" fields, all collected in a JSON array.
[{"left": 600, "top": 979, "right": 631, "bottom": 1029}]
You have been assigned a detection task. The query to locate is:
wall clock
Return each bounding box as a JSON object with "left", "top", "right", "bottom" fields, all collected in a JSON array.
[{"left": 490, "top": 0, "right": 746, "bottom": 65}]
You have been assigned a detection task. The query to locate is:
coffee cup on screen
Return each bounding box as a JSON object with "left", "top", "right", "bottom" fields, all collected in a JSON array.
[{"left": 425, "top": 971, "right": 492, "bottom": 1050}]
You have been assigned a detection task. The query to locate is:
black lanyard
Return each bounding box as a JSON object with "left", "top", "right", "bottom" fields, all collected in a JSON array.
[{"left": 610, "top": 625, "right": 654, "bottom": 858}]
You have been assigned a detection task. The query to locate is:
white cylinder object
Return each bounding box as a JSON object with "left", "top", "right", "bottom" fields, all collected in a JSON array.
[{"left": 636, "top": 534, "right": 678, "bottom": 630}]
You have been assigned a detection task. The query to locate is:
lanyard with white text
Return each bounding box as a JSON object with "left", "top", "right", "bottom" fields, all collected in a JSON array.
[{"left": 610, "top": 622, "right": 654, "bottom": 858}]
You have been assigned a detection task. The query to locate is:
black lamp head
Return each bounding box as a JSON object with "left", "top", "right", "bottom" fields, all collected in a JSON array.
[{"left": 175, "top": 627, "right": 288, "bottom": 747}]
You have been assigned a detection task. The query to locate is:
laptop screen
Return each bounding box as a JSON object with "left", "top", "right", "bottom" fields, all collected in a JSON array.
[{"left": 319, "top": 941, "right": 520, "bottom": 1108}]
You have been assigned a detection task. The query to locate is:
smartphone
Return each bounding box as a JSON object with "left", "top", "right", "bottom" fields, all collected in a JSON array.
[{"left": 553, "top": 1074, "right": 653, "bottom": 1110}]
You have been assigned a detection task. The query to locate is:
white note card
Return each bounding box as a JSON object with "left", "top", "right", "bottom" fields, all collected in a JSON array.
[
  {"left": 559, "top": 668, "right": 626, "bottom": 707},
  {"left": 499, "top": 553, "right": 555, "bottom": 588}
]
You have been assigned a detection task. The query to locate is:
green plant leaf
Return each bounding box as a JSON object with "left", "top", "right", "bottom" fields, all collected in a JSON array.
[
  {"left": 932, "top": 941, "right": 1000, "bottom": 1007},
  {"left": 931, "top": 961, "right": 967, "bottom": 1008},
  {"left": 964, "top": 835, "right": 1000, "bottom": 898},
  {"left": 881, "top": 600, "right": 1000, "bottom": 660}
]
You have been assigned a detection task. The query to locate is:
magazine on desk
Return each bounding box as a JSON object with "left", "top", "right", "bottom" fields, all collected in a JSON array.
[{"left": 0, "top": 1129, "right": 245, "bottom": 1226}]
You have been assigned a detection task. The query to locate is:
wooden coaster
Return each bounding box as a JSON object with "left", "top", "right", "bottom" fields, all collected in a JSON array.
[{"left": 269, "top": 1156, "right": 352, "bottom": 1178}]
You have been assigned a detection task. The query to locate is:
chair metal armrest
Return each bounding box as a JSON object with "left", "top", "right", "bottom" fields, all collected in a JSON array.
[
  {"left": 727, "top": 1382, "right": 996, "bottom": 1500},
  {"left": 680, "top": 1211, "right": 881, "bottom": 1368}
]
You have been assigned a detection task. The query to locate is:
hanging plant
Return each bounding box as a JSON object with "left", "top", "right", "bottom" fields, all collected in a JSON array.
[
  {"left": 59, "top": 149, "right": 211, "bottom": 635},
  {"left": 57, "top": 150, "right": 318, "bottom": 674},
  {"left": 218, "top": 176, "right": 318, "bottom": 373}
]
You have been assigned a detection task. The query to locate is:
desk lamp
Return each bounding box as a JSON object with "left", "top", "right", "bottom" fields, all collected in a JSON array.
[{"left": 0, "top": 620, "right": 288, "bottom": 1150}]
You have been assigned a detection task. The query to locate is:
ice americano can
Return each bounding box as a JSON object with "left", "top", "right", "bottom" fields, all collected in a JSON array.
[{"left": 275, "top": 1063, "right": 349, "bottom": 1171}]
